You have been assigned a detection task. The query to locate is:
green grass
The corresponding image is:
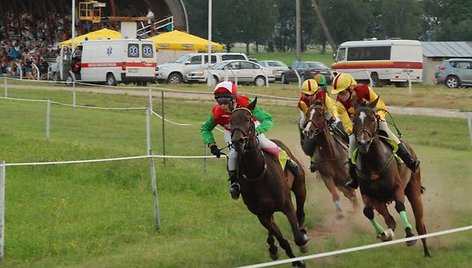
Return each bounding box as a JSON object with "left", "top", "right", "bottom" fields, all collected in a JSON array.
[{"left": 0, "top": 85, "right": 471, "bottom": 267}]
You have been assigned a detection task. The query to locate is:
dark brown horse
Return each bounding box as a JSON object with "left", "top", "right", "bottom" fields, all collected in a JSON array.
[
  {"left": 231, "top": 98, "right": 308, "bottom": 267},
  {"left": 303, "top": 102, "right": 358, "bottom": 218},
  {"left": 352, "top": 99, "right": 431, "bottom": 257}
]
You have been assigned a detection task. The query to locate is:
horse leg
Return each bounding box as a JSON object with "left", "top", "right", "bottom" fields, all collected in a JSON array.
[
  {"left": 405, "top": 175, "right": 432, "bottom": 257},
  {"left": 291, "top": 172, "right": 307, "bottom": 232},
  {"left": 363, "top": 198, "right": 393, "bottom": 241},
  {"left": 394, "top": 199, "right": 417, "bottom": 247},
  {"left": 258, "top": 215, "right": 305, "bottom": 268},
  {"left": 266, "top": 231, "right": 279, "bottom": 260},
  {"left": 373, "top": 202, "right": 396, "bottom": 231},
  {"left": 322, "top": 176, "right": 343, "bottom": 219},
  {"left": 283, "top": 202, "right": 309, "bottom": 253}
]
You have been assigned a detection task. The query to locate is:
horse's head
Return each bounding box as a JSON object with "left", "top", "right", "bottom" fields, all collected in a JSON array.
[
  {"left": 231, "top": 98, "right": 258, "bottom": 153},
  {"left": 303, "top": 101, "right": 326, "bottom": 139},
  {"left": 352, "top": 98, "right": 380, "bottom": 154}
]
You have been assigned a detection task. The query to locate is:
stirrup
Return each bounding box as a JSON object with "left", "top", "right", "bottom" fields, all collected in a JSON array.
[
  {"left": 309, "top": 161, "right": 317, "bottom": 173},
  {"left": 230, "top": 182, "right": 240, "bottom": 200}
]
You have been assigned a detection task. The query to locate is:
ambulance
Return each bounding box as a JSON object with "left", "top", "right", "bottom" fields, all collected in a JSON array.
[
  {"left": 65, "top": 39, "right": 157, "bottom": 86},
  {"left": 331, "top": 39, "right": 423, "bottom": 87}
]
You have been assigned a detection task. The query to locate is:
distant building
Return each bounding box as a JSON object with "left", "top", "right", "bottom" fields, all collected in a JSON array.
[{"left": 421, "top": 42, "right": 472, "bottom": 84}]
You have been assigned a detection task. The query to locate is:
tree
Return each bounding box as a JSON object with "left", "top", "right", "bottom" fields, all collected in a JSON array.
[
  {"left": 375, "top": 0, "right": 422, "bottom": 39},
  {"left": 428, "top": 0, "right": 472, "bottom": 40}
]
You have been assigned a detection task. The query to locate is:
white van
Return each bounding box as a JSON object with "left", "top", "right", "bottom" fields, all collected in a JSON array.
[
  {"left": 67, "top": 39, "right": 156, "bottom": 85},
  {"left": 331, "top": 39, "right": 423, "bottom": 86}
]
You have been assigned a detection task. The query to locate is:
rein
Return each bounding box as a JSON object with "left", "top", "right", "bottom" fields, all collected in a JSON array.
[{"left": 231, "top": 107, "right": 267, "bottom": 182}]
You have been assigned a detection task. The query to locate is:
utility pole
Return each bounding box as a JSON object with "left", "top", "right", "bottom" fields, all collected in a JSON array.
[
  {"left": 296, "top": 0, "right": 301, "bottom": 61},
  {"left": 311, "top": 0, "right": 337, "bottom": 52}
]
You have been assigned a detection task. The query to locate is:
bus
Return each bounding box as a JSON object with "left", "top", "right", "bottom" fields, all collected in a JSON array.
[{"left": 331, "top": 39, "right": 423, "bottom": 87}]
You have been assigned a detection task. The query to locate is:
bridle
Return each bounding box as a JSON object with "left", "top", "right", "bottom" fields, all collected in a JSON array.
[
  {"left": 354, "top": 106, "right": 380, "bottom": 153},
  {"left": 303, "top": 105, "right": 326, "bottom": 138},
  {"left": 230, "top": 107, "right": 266, "bottom": 181},
  {"left": 230, "top": 107, "right": 258, "bottom": 152}
]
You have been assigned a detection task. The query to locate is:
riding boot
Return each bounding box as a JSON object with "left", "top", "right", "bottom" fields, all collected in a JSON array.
[
  {"left": 228, "top": 170, "right": 240, "bottom": 200},
  {"left": 309, "top": 161, "right": 317, "bottom": 173},
  {"left": 285, "top": 159, "right": 300, "bottom": 177},
  {"left": 345, "top": 161, "right": 359, "bottom": 189},
  {"left": 397, "top": 142, "right": 420, "bottom": 171}
]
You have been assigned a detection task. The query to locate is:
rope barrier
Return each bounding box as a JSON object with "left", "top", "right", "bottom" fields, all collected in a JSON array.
[
  {"left": 237, "top": 225, "right": 472, "bottom": 268},
  {"left": 4, "top": 154, "right": 217, "bottom": 167}
]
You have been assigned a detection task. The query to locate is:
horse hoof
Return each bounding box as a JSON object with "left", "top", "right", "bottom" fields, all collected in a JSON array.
[
  {"left": 299, "top": 242, "right": 309, "bottom": 253},
  {"left": 406, "top": 239, "right": 417, "bottom": 247},
  {"left": 405, "top": 227, "right": 417, "bottom": 246},
  {"left": 379, "top": 228, "right": 394, "bottom": 241},
  {"left": 293, "top": 260, "right": 305, "bottom": 268},
  {"left": 270, "top": 252, "right": 279, "bottom": 260}
]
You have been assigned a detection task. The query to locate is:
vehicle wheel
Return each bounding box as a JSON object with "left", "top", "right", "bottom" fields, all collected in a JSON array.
[
  {"left": 371, "top": 73, "right": 383, "bottom": 87},
  {"left": 445, "top": 76, "right": 460, "bottom": 88},
  {"left": 281, "top": 73, "right": 289, "bottom": 84},
  {"left": 106, "top": 73, "right": 117, "bottom": 86},
  {"left": 65, "top": 75, "right": 74, "bottom": 87},
  {"left": 167, "top": 73, "right": 183, "bottom": 84},
  {"left": 254, "top": 76, "right": 266, "bottom": 86},
  {"left": 52, "top": 72, "right": 60, "bottom": 82}
]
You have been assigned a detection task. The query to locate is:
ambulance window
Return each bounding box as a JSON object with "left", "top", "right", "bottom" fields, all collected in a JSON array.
[
  {"left": 142, "top": 44, "right": 154, "bottom": 58},
  {"left": 128, "top": 44, "right": 140, "bottom": 58}
]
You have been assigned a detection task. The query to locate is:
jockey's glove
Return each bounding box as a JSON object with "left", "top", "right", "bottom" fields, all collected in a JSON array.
[{"left": 210, "top": 144, "right": 221, "bottom": 158}]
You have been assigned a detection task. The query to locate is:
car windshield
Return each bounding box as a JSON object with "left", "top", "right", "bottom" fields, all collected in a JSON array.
[
  {"left": 307, "top": 62, "right": 328, "bottom": 69},
  {"left": 174, "top": 54, "right": 192, "bottom": 63}
]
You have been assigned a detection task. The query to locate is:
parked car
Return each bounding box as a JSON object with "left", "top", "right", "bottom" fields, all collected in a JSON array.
[
  {"left": 156, "top": 52, "right": 248, "bottom": 84},
  {"left": 281, "top": 61, "right": 333, "bottom": 84},
  {"left": 258, "top": 60, "right": 289, "bottom": 81},
  {"left": 435, "top": 58, "right": 472, "bottom": 88},
  {"left": 187, "top": 60, "right": 275, "bottom": 86}
]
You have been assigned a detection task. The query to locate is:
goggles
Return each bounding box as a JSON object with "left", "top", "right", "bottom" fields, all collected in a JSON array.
[{"left": 216, "top": 97, "right": 233, "bottom": 105}]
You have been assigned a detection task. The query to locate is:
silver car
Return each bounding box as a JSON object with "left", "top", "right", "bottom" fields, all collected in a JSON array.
[
  {"left": 188, "top": 60, "right": 275, "bottom": 86},
  {"left": 258, "top": 60, "right": 289, "bottom": 81},
  {"left": 435, "top": 58, "right": 472, "bottom": 88}
]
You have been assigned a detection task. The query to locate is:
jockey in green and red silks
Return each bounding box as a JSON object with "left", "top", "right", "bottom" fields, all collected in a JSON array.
[{"left": 200, "top": 81, "right": 279, "bottom": 200}]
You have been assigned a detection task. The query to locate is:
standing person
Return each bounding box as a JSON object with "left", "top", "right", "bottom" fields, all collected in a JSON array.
[
  {"left": 297, "top": 78, "right": 346, "bottom": 172},
  {"left": 146, "top": 7, "right": 155, "bottom": 36},
  {"left": 200, "top": 81, "right": 299, "bottom": 200},
  {"left": 331, "top": 73, "right": 420, "bottom": 189}
]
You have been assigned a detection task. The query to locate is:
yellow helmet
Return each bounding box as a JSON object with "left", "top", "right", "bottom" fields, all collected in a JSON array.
[
  {"left": 331, "top": 73, "right": 357, "bottom": 94},
  {"left": 301, "top": 79, "right": 318, "bottom": 95}
]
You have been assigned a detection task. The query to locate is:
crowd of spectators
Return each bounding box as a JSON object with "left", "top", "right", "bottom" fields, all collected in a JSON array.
[{"left": 0, "top": 11, "right": 77, "bottom": 80}]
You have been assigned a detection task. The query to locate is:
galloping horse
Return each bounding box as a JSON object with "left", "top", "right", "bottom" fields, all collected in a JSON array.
[
  {"left": 231, "top": 98, "right": 308, "bottom": 267},
  {"left": 352, "top": 99, "right": 431, "bottom": 257},
  {"left": 303, "top": 102, "right": 358, "bottom": 218}
]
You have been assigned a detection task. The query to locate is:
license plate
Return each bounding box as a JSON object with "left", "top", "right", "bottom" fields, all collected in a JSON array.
[{"left": 128, "top": 68, "right": 139, "bottom": 73}]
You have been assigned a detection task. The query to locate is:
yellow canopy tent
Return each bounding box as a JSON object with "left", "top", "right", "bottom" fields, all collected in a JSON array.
[
  {"left": 59, "top": 28, "right": 122, "bottom": 48},
  {"left": 147, "top": 30, "right": 224, "bottom": 52}
]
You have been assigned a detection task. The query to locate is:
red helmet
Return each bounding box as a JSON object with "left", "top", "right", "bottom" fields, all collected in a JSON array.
[{"left": 213, "top": 81, "right": 238, "bottom": 99}]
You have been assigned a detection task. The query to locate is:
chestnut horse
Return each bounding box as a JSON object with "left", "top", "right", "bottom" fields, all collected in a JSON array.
[
  {"left": 231, "top": 98, "right": 308, "bottom": 267},
  {"left": 352, "top": 99, "right": 431, "bottom": 257},
  {"left": 303, "top": 102, "right": 358, "bottom": 218}
]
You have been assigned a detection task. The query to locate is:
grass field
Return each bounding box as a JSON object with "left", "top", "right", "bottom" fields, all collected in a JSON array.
[{"left": 0, "top": 84, "right": 471, "bottom": 267}]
